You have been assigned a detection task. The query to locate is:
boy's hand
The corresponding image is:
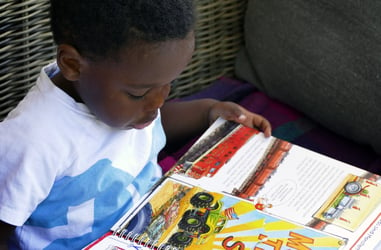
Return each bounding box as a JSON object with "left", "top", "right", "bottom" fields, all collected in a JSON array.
[
  {"left": 161, "top": 99, "right": 271, "bottom": 144},
  {"left": 208, "top": 101, "right": 272, "bottom": 137}
]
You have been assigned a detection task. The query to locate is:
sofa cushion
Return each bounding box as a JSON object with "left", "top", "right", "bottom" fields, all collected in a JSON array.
[{"left": 235, "top": 0, "right": 381, "bottom": 153}]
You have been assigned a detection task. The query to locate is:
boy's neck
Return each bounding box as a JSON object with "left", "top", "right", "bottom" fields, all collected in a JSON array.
[{"left": 51, "top": 72, "right": 83, "bottom": 103}]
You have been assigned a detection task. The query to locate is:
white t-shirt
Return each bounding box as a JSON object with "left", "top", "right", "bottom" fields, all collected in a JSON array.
[{"left": 0, "top": 62, "right": 164, "bottom": 249}]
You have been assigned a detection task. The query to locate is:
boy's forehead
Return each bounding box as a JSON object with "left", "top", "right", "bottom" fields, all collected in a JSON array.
[{"left": 91, "top": 34, "right": 195, "bottom": 87}]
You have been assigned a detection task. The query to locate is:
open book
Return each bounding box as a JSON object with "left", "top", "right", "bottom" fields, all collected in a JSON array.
[{"left": 85, "top": 118, "right": 381, "bottom": 250}]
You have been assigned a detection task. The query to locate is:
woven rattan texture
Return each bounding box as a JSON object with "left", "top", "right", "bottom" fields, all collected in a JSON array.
[
  {"left": 0, "top": 0, "right": 247, "bottom": 120},
  {"left": 0, "top": 0, "right": 55, "bottom": 121},
  {"left": 170, "top": 0, "right": 247, "bottom": 98}
]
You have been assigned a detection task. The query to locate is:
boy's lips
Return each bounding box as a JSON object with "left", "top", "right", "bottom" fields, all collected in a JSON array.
[
  {"left": 132, "top": 113, "right": 157, "bottom": 129},
  {"left": 133, "top": 120, "right": 153, "bottom": 129}
]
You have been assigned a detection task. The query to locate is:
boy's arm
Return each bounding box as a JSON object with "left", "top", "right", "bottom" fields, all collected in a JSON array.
[
  {"left": 161, "top": 99, "right": 216, "bottom": 145},
  {"left": 161, "top": 99, "right": 271, "bottom": 146},
  {"left": 0, "top": 221, "right": 15, "bottom": 248}
]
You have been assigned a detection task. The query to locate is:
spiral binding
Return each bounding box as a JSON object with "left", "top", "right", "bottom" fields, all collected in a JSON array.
[
  {"left": 143, "top": 239, "right": 151, "bottom": 247},
  {"left": 137, "top": 235, "right": 147, "bottom": 246},
  {"left": 113, "top": 229, "right": 174, "bottom": 249}
]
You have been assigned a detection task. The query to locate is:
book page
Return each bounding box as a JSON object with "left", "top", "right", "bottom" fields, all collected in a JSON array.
[
  {"left": 111, "top": 178, "right": 345, "bottom": 250},
  {"left": 169, "top": 119, "right": 381, "bottom": 249}
]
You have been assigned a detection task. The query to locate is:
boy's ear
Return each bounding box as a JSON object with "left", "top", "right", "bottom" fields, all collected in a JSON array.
[{"left": 56, "top": 44, "right": 84, "bottom": 81}]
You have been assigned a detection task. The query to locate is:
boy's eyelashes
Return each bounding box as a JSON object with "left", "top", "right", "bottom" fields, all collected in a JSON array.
[
  {"left": 126, "top": 91, "right": 146, "bottom": 100},
  {"left": 125, "top": 82, "right": 173, "bottom": 100},
  {"left": 124, "top": 87, "right": 151, "bottom": 100}
]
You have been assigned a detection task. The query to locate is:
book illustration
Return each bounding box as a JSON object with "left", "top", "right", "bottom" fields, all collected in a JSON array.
[
  {"left": 172, "top": 121, "right": 259, "bottom": 179},
  {"left": 166, "top": 119, "right": 381, "bottom": 249},
  {"left": 314, "top": 174, "right": 381, "bottom": 231},
  {"left": 252, "top": 196, "right": 273, "bottom": 211},
  {"left": 172, "top": 121, "right": 292, "bottom": 201},
  {"left": 86, "top": 119, "right": 381, "bottom": 250},
  {"left": 170, "top": 121, "right": 245, "bottom": 175},
  {"left": 117, "top": 178, "right": 345, "bottom": 250},
  {"left": 231, "top": 139, "right": 292, "bottom": 200}
]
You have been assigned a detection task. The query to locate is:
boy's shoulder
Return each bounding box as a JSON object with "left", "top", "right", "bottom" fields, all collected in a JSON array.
[
  {"left": 0, "top": 64, "right": 86, "bottom": 155},
  {"left": 2, "top": 62, "right": 87, "bottom": 138}
]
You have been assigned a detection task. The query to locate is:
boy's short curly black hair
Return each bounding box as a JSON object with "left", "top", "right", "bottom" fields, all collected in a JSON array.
[{"left": 50, "top": 0, "right": 195, "bottom": 60}]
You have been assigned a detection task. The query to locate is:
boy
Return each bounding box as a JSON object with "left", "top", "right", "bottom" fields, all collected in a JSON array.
[{"left": 0, "top": 0, "right": 271, "bottom": 249}]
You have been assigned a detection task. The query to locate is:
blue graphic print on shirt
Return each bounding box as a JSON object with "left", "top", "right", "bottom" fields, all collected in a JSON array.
[{"left": 24, "top": 158, "right": 158, "bottom": 249}]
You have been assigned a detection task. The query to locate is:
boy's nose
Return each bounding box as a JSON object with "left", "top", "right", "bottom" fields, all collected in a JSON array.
[{"left": 144, "top": 83, "right": 171, "bottom": 111}]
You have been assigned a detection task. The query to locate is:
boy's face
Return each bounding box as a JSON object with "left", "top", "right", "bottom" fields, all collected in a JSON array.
[{"left": 74, "top": 33, "right": 195, "bottom": 130}]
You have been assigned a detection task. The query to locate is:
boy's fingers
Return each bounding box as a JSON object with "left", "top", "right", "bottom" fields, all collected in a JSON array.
[
  {"left": 251, "top": 114, "right": 272, "bottom": 137},
  {"left": 260, "top": 119, "right": 272, "bottom": 137},
  {"left": 210, "top": 102, "right": 271, "bottom": 137}
]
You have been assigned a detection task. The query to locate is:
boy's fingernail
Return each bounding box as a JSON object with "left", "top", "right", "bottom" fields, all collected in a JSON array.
[{"left": 238, "top": 114, "right": 246, "bottom": 120}]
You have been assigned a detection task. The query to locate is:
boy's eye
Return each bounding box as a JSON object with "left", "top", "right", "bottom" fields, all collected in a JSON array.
[
  {"left": 125, "top": 81, "right": 172, "bottom": 100},
  {"left": 125, "top": 88, "right": 151, "bottom": 100},
  {"left": 127, "top": 92, "right": 145, "bottom": 100}
]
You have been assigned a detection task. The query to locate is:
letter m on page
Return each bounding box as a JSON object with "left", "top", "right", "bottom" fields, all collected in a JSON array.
[{"left": 286, "top": 231, "right": 314, "bottom": 250}]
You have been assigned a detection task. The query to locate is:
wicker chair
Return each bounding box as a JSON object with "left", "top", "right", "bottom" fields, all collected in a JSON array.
[
  {"left": 171, "top": 0, "right": 247, "bottom": 98},
  {"left": 0, "top": 0, "right": 55, "bottom": 121},
  {"left": 0, "top": 0, "right": 247, "bottom": 121}
]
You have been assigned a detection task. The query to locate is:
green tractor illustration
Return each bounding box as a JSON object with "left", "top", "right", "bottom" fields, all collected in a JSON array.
[
  {"left": 322, "top": 180, "right": 368, "bottom": 220},
  {"left": 167, "top": 192, "right": 233, "bottom": 248}
]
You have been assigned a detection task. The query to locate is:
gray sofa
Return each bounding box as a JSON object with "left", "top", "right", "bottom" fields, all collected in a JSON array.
[{"left": 236, "top": 0, "right": 381, "bottom": 154}]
